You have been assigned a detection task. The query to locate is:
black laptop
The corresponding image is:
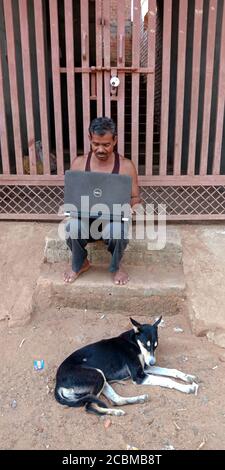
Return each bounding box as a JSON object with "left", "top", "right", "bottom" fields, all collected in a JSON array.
[{"left": 64, "top": 170, "right": 132, "bottom": 222}]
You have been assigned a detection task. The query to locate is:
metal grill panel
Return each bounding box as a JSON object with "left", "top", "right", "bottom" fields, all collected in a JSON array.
[
  {"left": 0, "top": 186, "right": 64, "bottom": 216},
  {"left": 141, "top": 186, "right": 225, "bottom": 217},
  {"left": 1, "top": 185, "right": 225, "bottom": 220}
]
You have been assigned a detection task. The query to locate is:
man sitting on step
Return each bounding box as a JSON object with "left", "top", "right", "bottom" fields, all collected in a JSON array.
[{"left": 64, "top": 117, "right": 141, "bottom": 286}]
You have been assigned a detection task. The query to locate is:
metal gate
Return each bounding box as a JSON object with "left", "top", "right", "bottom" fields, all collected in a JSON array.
[{"left": 1, "top": 0, "right": 225, "bottom": 220}]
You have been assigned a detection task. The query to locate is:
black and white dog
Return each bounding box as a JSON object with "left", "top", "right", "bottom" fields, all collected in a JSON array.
[{"left": 55, "top": 317, "right": 198, "bottom": 416}]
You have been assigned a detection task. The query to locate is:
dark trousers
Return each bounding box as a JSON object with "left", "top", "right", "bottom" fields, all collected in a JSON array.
[{"left": 65, "top": 218, "right": 129, "bottom": 273}]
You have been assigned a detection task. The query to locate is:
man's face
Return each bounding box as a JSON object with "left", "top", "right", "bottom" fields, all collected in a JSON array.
[{"left": 89, "top": 132, "right": 117, "bottom": 161}]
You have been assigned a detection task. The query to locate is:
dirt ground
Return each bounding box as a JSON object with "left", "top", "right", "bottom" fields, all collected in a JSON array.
[
  {"left": 1, "top": 308, "right": 225, "bottom": 450},
  {"left": 1, "top": 222, "right": 225, "bottom": 450}
]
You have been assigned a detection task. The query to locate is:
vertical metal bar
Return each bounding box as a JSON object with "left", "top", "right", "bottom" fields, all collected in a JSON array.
[
  {"left": 3, "top": 0, "right": 23, "bottom": 174},
  {"left": 0, "top": 41, "right": 10, "bottom": 174},
  {"left": 131, "top": 0, "right": 141, "bottom": 171},
  {"left": 96, "top": 0, "right": 103, "bottom": 116},
  {"left": 213, "top": 3, "right": 225, "bottom": 175},
  {"left": 187, "top": 0, "right": 203, "bottom": 175},
  {"left": 145, "top": 0, "right": 157, "bottom": 176},
  {"left": 200, "top": 0, "right": 217, "bottom": 175},
  {"left": 19, "top": 0, "right": 36, "bottom": 175},
  {"left": 103, "top": 0, "right": 111, "bottom": 117},
  {"left": 173, "top": 0, "right": 188, "bottom": 176},
  {"left": 49, "top": 0, "right": 64, "bottom": 175},
  {"left": 117, "top": 1, "right": 125, "bottom": 155},
  {"left": 34, "top": 0, "right": 50, "bottom": 175},
  {"left": 90, "top": 73, "right": 96, "bottom": 97},
  {"left": 81, "top": 0, "right": 90, "bottom": 154},
  {"left": 159, "top": 0, "right": 172, "bottom": 176},
  {"left": 65, "top": 0, "right": 77, "bottom": 164}
]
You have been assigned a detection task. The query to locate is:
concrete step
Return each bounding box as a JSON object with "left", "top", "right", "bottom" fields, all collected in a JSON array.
[
  {"left": 44, "top": 226, "right": 182, "bottom": 266},
  {"left": 33, "top": 263, "right": 185, "bottom": 315}
]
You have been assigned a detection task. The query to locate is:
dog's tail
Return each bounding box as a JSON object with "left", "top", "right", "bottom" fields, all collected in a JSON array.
[{"left": 55, "top": 387, "right": 108, "bottom": 415}]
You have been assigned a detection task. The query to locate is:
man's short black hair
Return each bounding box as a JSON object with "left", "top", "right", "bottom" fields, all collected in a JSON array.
[{"left": 89, "top": 117, "right": 117, "bottom": 138}]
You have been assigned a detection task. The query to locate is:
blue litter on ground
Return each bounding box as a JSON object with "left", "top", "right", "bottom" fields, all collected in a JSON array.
[{"left": 33, "top": 360, "right": 45, "bottom": 370}]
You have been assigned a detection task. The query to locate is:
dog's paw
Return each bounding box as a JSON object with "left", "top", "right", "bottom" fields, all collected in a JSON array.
[
  {"left": 189, "top": 382, "right": 199, "bottom": 395},
  {"left": 115, "top": 409, "right": 126, "bottom": 416},
  {"left": 185, "top": 374, "right": 197, "bottom": 383},
  {"left": 138, "top": 394, "right": 149, "bottom": 403},
  {"left": 185, "top": 373, "right": 202, "bottom": 384}
]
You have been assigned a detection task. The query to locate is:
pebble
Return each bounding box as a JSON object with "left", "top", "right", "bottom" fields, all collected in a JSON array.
[
  {"left": 19, "top": 338, "right": 26, "bottom": 348},
  {"left": 104, "top": 418, "right": 112, "bottom": 429},
  {"left": 181, "top": 355, "right": 188, "bottom": 362},
  {"left": 197, "top": 440, "right": 206, "bottom": 450},
  {"left": 147, "top": 418, "right": 154, "bottom": 426},
  {"left": 162, "top": 444, "right": 175, "bottom": 450},
  {"left": 192, "top": 425, "right": 199, "bottom": 436},
  {"left": 201, "top": 396, "right": 209, "bottom": 405}
]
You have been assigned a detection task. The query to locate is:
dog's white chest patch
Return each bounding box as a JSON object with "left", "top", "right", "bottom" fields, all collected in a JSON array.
[
  {"left": 138, "top": 353, "right": 145, "bottom": 368},
  {"left": 137, "top": 340, "right": 151, "bottom": 365}
]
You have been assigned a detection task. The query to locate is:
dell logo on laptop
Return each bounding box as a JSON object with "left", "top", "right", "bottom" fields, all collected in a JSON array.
[{"left": 93, "top": 188, "right": 102, "bottom": 198}]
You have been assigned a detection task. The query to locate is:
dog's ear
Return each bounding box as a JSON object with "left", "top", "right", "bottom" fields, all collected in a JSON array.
[
  {"left": 130, "top": 317, "right": 142, "bottom": 333},
  {"left": 153, "top": 316, "right": 162, "bottom": 327}
]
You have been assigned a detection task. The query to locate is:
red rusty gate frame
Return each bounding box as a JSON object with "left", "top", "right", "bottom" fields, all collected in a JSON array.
[{"left": 1, "top": 0, "right": 225, "bottom": 220}]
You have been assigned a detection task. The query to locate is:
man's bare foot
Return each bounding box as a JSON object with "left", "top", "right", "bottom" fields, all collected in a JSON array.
[
  {"left": 64, "top": 259, "right": 90, "bottom": 284},
  {"left": 114, "top": 268, "right": 129, "bottom": 285}
]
